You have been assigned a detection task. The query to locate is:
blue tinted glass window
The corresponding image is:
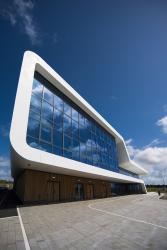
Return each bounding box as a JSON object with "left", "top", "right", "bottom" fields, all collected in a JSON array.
[
  {"left": 43, "top": 87, "right": 54, "bottom": 105},
  {"left": 79, "top": 113, "right": 85, "bottom": 126},
  {"left": 63, "top": 134, "right": 72, "bottom": 150},
  {"left": 53, "top": 128, "right": 63, "bottom": 147},
  {"left": 72, "top": 108, "right": 78, "bottom": 122},
  {"left": 64, "top": 101, "right": 71, "bottom": 116},
  {"left": 29, "top": 109, "right": 40, "bottom": 121},
  {"left": 54, "top": 94, "right": 63, "bottom": 111},
  {"left": 32, "top": 78, "right": 43, "bottom": 97},
  {"left": 53, "top": 146, "right": 63, "bottom": 156},
  {"left": 27, "top": 72, "right": 119, "bottom": 172},
  {"left": 27, "top": 117, "right": 40, "bottom": 138},
  {"left": 54, "top": 109, "right": 63, "bottom": 129},
  {"left": 72, "top": 120, "right": 79, "bottom": 138},
  {"left": 39, "top": 141, "right": 52, "bottom": 153},
  {"left": 30, "top": 94, "right": 42, "bottom": 113},
  {"left": 41, "top": 100, "right": 53, "bottom": 123},
  {"left": 40, "top": 124, "right": 52, "bottom": 143},
  {"left": 63, "top": 114, "right": 71, "bottom": 136},
  {"left": 72, "top": 138, "right": 80, "bottom": 160},
  {"left": 27, "top": 136, "right": 40, "bottom": 149},
  {"left": 63, "top": 149, "right": 72, "bottom": 159}
]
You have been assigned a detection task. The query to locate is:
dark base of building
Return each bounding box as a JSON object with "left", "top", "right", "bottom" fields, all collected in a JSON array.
[{"left": 14, "top": 169, "right": 145, "bottom": 204}]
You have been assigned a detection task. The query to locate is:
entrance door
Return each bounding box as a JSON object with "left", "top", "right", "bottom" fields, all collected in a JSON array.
[
  {"left": 47, "top": 181, "right": 60, "bottom": 202},
  {"left": 75, "top": 183, "right": 84, "bottom": 200},
  {"left": 86, "top": 184, "right": 94, "bottom": 199}
]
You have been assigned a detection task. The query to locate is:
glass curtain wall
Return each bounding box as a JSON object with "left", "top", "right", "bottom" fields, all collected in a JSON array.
[{"left": 26, "top": 72, "right": 119, "bottom": 172}]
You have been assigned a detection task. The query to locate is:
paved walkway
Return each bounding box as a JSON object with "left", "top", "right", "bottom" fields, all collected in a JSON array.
[
  {"left": 0, "top": 215, "right": 25, "bottom": 250},
  {"left": 1, "top": 193, "right": 167, "bottom": 250}
]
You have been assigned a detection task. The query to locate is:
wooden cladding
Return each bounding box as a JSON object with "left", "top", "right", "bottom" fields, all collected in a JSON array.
[{"left": 15, "top": 169, "right": 112, "bottom": 203}]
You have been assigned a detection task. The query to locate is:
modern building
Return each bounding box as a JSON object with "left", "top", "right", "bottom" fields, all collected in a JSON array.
[{"left": 10, "top": 51, "right": 148, "bottom": 203}]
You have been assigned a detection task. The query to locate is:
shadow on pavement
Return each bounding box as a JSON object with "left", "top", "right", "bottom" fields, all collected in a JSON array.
[{"left": 0, "top": 189, "right": 22, "bottom": 218}]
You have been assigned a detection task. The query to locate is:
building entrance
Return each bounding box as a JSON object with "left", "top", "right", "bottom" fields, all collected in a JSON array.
[
  {"left": 75, "top": 183, "right": 84, "bottom": 200},
  {"left": 47, "top": 180, "right": 60, "bottom": 202}
]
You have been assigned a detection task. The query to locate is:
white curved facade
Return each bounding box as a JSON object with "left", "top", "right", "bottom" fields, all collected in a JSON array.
[{"left": 10, "top": 51, "right": 147, "bottom": 196}]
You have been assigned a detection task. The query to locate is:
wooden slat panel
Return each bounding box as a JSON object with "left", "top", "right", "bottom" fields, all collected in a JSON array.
[{"left": 16, "top": 169, "right": 114, "bottom": 203}]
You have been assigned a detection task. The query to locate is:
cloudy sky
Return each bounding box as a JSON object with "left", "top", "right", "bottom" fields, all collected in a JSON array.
[{"left": 0, "top": 0, "right": 167, "bottom": 184}]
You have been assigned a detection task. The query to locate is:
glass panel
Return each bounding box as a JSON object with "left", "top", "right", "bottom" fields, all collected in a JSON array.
[
  {"left": 32, "top": 78, "right": 43, "bottom": 97},
  {"left": 72, "top": 108, "right": 78, "bottom": 122},
  {"left": 63, "top": 149, "right": 72, "bottom": 159},
  {"left": 53, "top": 128, "right": 63, "bottom": 148},
  {"left": 63, "top": 134, "right": 72, "bottom": 150},
  {"left": 79, "top": 113, "right": 85, "bottom": 126},
  {"left": 54, "top": 94, "right": 63, "bottom": 111},
  {"left": 43, "top": 87, "right": 54, "bottom": 105},
  {"left": 72, "top": 119, "right": 79, "bottom": 138},
  {"left": 64, "top": 101, "right": 72, "bottom": 116},
  {"left": 30, "top": 94, "right": 42, "bottom": 113},
  {"left": 53, "top": 146, "right": 63, "bottom": 156},
  {"left": 63, "top": 114, "right": 71, "bottom": 136},
  {"left": 54, "top": 109, "right": 63, "bottom": 129},
  {"left": 39, "top": 141, "right": 52, "bottom": 153},
  {"left": 27, "top": 117, "right": 40, "bottom": 139},
  {"left": 72, "top": 138, "right": 80, "bottom": 161},
  {"left": 80, "top": 142, "right": 87, "bottom": 162},
  {"left": 40, "top": 124, "right": 52, "bottom": 143},
  {"left": 27, "top": 136, "right": 41, "bottom": 149},
  {"left": 29, "top": 109, "right": 40, "bottom": 121},
  {"left": 41, "top": 100, "right": 53, "bottom": 123}
]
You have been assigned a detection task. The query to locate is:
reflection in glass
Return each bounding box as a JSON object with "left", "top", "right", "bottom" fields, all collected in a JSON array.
[
  {"left": 54, "top": 94, "right": 63, "bottom": 111},
  {"left": 30, "top": 94, "right": 42, "bottom": 113},
  {"left": 27, "top": 136, "right": 41, "bottom": 150},
  {"left": 72, "top": 108, "right": 78, "bottom": 122},
  {"left": 41, "top": 100, "right": 53, "bottom": 123},
  {"left": 32, "top": 78, "right": 43, "bottom": 97},
  {"left": 63, "top": 149, "right": 72, "bottom": 159},
  {"left": 27, "top": 73, "right": 120, "bottom": 173},
  {"left": 54, "top": 109, "right": 63, "bottom": 128},
  {"left": 29, "top": 109, "right": 40, "bottom": 121},
  {"left": 39, "top": 141, "right": 52, "bottom": 153},
  {"left": 53, "top": 146, "right": 63, "bottom": 156},
  {"left": 53, "top": 128, "right": 63, "bottom": 147},
  {"left": 64, "top": 101, "right": 71, "bottom": 116},
  {"left": 63, "top": 114, "right": 71, "bottom": 136},
  {"left": 63, "top": 134, "right": 72, "bottom": 150},
  {"left": 27, "top": 117, "right": 40, "bottom": 138},
  {"left": 40, "top": 124, "right": 52, "bottom": 143},
  {"left": 43, "top": 87, "right": 54, "bottom": 105}
]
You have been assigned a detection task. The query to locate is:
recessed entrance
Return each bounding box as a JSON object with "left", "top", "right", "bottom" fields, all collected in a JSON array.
[
  {"left": 47, "top": 180, "right": 60, "bottom": 202},
  {"left": 75, "top": 183, "right": 84, "bottom": 200}
]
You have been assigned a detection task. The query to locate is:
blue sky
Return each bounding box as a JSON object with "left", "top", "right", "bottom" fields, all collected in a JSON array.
[{"left": 0, "top": 0, "right": 167, "bottom": 184}]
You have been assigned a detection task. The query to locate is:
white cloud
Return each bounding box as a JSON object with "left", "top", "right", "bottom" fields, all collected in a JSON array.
[
  {"left": 143, "top": 138, "right": 161, "bottom": 149},
  {"left": 2, "top": 9, "right": 17, "bottom": 26},
  {"left": 156, "top": 116, "right": 167, "bottom": 134},
  {"left": 0, "top": 155, "right": 11, "bottom": 180},
  {"left": 14, "top": 0, "right": 39, "bottom": 45},
  {"left": 1, "top": 0, "right": 59, "bottom": 45},
  {"left": 125, "top": 139, "right": 167, "bottom": 185},
  {"left": 1, "top": 0, "right": 39, "bottom": 45}
]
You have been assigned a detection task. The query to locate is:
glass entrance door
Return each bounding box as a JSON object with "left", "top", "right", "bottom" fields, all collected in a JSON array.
[{"left": 75, "top": 183, "right": 84, "bottom": 200}]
